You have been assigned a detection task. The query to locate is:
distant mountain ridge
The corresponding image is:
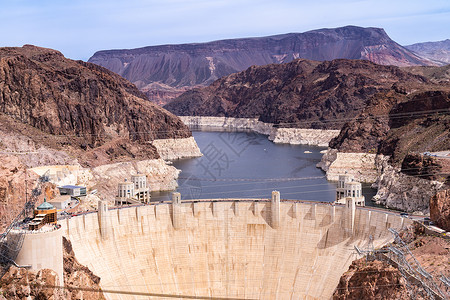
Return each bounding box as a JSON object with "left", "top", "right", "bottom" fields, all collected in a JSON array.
[
  {"left": 88, "top": 26, "right": 434, "bottom": 105},
  {"left": 406, "top": 39, "right": 450, "bottom": 65}
]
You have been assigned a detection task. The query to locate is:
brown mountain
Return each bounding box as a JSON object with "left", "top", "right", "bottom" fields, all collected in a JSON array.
[
  {"left": 164, "top": 58, "right": 430, "bottom": 129},
  {"left": 330, "top": 90, "right": 450, "bottom": 163},
  {"left": 0, "top": 45, "right": 193, "bottom": 233},
  {"left": 89, "top": 26, "right": 433, "bottom": 105},
  {"left": 405, "top": 39, "right": 450, "bottom": 65},
  {"left": 0, "top": 45, "right": 191, "bottom": 166}
]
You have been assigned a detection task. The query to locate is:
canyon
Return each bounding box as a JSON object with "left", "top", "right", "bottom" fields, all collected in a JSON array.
[
  {"left": 0, "top": 35, "right": 449, "bottom": 300},
  {"left": 163, "top": 54, "right": 450, "bottom": 214},
  {"left": 179, "top": 116, "right": 340, "bottom": 147}
]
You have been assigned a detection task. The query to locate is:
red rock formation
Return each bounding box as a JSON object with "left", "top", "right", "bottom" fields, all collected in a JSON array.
[
  {"left": 165, "top": 58, "right": 430, "bottom": 129},
  {"left": 430, "top": 189, "right": 450, "bottom": 231},
  {"left": 0, "top": 237, "right": 106, "bottom": 299},
  {"left": 333, "top": 258, "right": 408, "bottom": 299},
  {"left": 0, "top": 267, "right": 66, "bottom": 299},
  {"left": 0, "top": 44, "right": 193, "bottom": 231},
  {"left": 334, "top": 231, "right": 449, "bottom": 299},
  {"left": 331, "top": 90, "right": 450, "bottom": 165},
  {"left": 0, "top": 45, "right": 191, "bottom": 146},
  {"left": 0, "top": 156, "right": 34, "bottom": 232}
]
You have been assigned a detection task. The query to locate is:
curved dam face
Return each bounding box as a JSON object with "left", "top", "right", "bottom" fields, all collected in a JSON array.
[{"left": 63, "top": 200, "right": 410, "bottom": 299}]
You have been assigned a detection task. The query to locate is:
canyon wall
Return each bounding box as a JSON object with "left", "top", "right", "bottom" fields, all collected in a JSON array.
[
  {"left": 151, "top": 137, "right": 202, "bottom": 160},
  {"left": 316, "top": 149, "right": 380, "bottom": 183},
  {"left": 372, "top": 160, "right": 445, "bottom": 214},
  {"left": 27, "top": 136, "right": 203, "bottom": 203},
  {"left": 28, "top": 159, "right": 181, "bottom": 202}
]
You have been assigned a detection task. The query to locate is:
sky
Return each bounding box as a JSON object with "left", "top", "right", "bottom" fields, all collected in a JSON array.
[{"left": 0, "top": 0, "right": 449, "bottom": 61}]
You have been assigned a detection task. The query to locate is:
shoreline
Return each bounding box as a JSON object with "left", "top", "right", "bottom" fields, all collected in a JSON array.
[{"left": 179, "top": 116, "right": 340, "bottom": 147}]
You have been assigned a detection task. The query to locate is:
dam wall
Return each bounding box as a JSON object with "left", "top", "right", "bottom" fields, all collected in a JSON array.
[
  {"left": 63, "top": 199, "right": 410, "bottom": 299},
  {"left": 15, "top": 228, "right": 64, "bottom": 286},
  {"left": 179, "top": 116, "right": 340, "bottom": 146}
]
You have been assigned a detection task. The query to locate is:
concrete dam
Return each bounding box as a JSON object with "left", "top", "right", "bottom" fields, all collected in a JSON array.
[{"left": 61, "top": 194, "right": 411, "bottom": 299}]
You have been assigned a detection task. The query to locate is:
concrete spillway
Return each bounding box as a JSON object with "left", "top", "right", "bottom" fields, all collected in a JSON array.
[{"left": 62, "top": 199, "right": 410, "bottom": 299}]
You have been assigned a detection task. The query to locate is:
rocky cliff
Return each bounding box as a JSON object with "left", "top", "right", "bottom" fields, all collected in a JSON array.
[
  {"left": 405, "top": 64, "right": 450, "bottom": 84},
  {"left": 0, "top": 45, "right": 199, "bottom": 230},
  {"left": 330, "top": 90, "right": 450, "bottom": 162},
  {"left": 334, "top": 226, "right": 449, "bottom": 299},
  {"left": 0, "top": 237, "right": 105, "bottom": 299},
  {"left": 89, "top": 26, "right": 433, "bottom": 105},
  {"left": 165, "top": 59, "right": 429, "bottom": 129},
  {"left": 430, "top": 189, "right": 450, "bottom": 231},
  {"left": 0, "top": 45, "right": 190, "bottom": 154},
  {"left": 406, "top": 39, "right": 450, "bottom": 65},
  {"left": 332, "top": 258, "right": 408, "bottom": 299}
]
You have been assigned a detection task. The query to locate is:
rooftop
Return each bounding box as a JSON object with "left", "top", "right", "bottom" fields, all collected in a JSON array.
[
  {"left": 59, "top": 185, "right": 85, "bottom": 189},
  {"left": 36, "top": 198, "right": 55, "bottom": 210}
]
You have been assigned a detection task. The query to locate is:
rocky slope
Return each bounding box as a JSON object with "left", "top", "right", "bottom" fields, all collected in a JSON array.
[
  {"left": 430, "top": 189, "right": 450, "bottom": 231},
  {"left": 62, "top": 237, "right": 106, "bottom": 299},
  {"left": 0, "top": 237, "right": 105, "bottom": 299},
  {"left": 0, "top": 266, "right": 66, "bottom": 299},
  {"left": 89, "top": 26, "right": 433, "bottom": 105},
  {"left": 165, "top": 58, "right": 430, "bottom": 129},
  {"left": 406, "top": 39, "right": 450, "bottom": 65},
  {"left": 330, "top": 91, "right": 450, "bottom": 161},
  {"left": 333, "top": 258, "right": 409, "bottom": 299},
  {"left": 324, "top": 88, "right": 450, "bottom": 212},
  {"left": 334, "top": 224, "right": 449, "bottom": 299},
  {"left": 0, "top": 45, "right": 199, "bottom": 231},
  {"left": 0, "top": 45, "right": 190, "bottom": 156},
  {"left": 405, "top": 64, "right": 450, "bottom": 84}
]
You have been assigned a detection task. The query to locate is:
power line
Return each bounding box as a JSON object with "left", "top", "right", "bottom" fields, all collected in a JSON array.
[
  {"left": 28, "top": 283, "right": 256, "bottom": 300},
  {"left": 2, "top": 103, "right": 449, "bottom": 139}
]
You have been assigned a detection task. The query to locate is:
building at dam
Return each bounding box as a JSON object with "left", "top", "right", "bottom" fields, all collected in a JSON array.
[
  {"left": 2, "top": 199, "right": 65, "bottom": 286},
  {"left": 58, "top": 184, "right": 87, "bottom": 197},
  {"left": 28, "top": 199, "right": 57, "bottom": 231},
  {"left": 335, "top": 174, "right": 365, "bottom": 206},
  {"left": 115, "top": 173, "right": 150, "bottom": 205}
]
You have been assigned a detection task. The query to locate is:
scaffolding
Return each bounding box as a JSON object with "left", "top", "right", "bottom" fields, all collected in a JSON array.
[
  {"left": 0, "top": 175, "right": 46, "bottom": 278},
  {"left": 355, "top": 228, "right": 449, "bottom": 300}
]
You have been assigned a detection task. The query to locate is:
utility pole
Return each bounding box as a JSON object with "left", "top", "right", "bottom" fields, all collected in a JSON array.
[{"left": 23, "top": 172, "right": 28, "bottom": 219}]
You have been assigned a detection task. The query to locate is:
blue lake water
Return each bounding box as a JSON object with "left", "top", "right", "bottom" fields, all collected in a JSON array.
[{"left": 151, "top": 129, "right": 377, "bottom": 203}]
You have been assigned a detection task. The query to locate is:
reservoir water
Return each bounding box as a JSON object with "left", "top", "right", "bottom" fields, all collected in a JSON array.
[{"left": 151, "top": 128, "right": 377, "bottom": 203}]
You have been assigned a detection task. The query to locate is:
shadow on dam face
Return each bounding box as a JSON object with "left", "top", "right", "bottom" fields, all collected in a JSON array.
[{"left": 62, "top": 201, "right": 410, "bottom": 300}]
